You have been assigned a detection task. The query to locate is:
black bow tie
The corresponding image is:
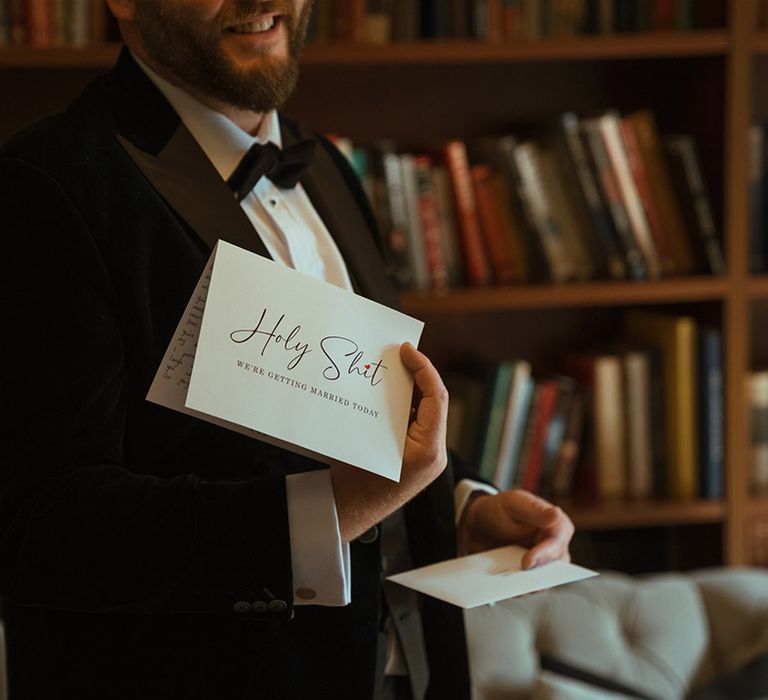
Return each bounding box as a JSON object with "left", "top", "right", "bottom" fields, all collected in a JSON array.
[{"left": 227, "top": 138, "right": 316, "bottom": 202}]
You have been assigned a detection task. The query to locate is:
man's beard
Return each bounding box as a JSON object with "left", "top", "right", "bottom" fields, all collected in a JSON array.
[{"left": 133, "top": 1, "right": 312, "bottom": 113}]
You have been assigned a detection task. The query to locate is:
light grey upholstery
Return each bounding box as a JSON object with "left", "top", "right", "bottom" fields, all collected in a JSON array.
[{"left": 465, "top": 567, "right": 768, "bottom": 699}]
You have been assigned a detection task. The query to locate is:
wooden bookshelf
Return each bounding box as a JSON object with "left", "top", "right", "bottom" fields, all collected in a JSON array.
[
  {"left": 1, "top": 1, "right": 766, "bottom": 572},
  {"left": 561, "top": 498, "right": 725, "bottom": 530}
]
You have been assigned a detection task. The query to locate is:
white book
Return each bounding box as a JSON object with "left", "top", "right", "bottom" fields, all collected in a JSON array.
[{"left": 623, "top": 351, "right": 653, "bottom": 499}]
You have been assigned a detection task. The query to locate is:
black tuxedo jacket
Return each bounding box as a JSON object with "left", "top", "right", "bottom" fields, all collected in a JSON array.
[{"left": 0, "top": 49, "right": 469, "bottom": 699}]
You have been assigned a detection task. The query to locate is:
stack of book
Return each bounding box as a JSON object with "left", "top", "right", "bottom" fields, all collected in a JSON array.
[
  {"left": 445, "top": 311, "right": 724, "bottom": 502},
  {"left": 0, "top": 0, "right": 110, "bottom": 47},
  {"left": 308, "top": 0, "right": 727, "bottom": 45},
  {"left": 338, "top": 109, "right": 724, "bottom": 291}
]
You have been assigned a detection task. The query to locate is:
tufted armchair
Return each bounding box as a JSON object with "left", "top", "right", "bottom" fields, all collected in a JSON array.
[{"left": 465, "top": 567, "right": 768, "bottom": 699}]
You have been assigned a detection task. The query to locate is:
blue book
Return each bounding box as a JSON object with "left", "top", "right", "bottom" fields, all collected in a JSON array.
[{"left": 698, "top": 326, "right": 724, "bottom": 499}]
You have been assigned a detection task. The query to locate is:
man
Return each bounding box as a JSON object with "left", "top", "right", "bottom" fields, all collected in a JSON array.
[{"left": 0, "top": 1, "right": 574, "bottom": 698}]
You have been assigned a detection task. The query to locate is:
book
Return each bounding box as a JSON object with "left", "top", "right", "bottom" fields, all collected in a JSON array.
[
  {"left": 551, "top": 391, "right": 585, "bottom": 497},
  {"left": 471, "top": 164, "right": 522, "bottom": 284},
  {"left": 620, "top": 115, "right": 677, "bottom": 275},
  {"left": 476, "top": 362, "right": 517, "bottom": 482},
  {"left": 623, "top": 350, "right": 654, "bottom": 499},
  {"left": 519, "top": 377, "right": 561, "bottom": 493},
  {"left": 398, "top": 153, "right": 431, "bottom": 291},
  {"left": 539, "top": 374, "right": 578, "bottom": 496},
  {"left": 663, "top": 134, "right": 726, "bottom": 275},
  {"left": 565, "top": 352, "right": 627, "bottom": 499},
  {"left": 697, "top": 326, "right": 723, "bottom": 499},
  {"left": 538, "top": 143, "right": 596, "bottom": 281},
  {"left": 493, "top": 360, "right": 534, "bottom": 490},
  {"left": 430, "top": 164, "right": 464, "bottom": 287},
  {"left": 749, "top": 371, "right": 768, "bottom": 497},
  {"left": 413, "top": 156, "right": 450, "bottom": 291},
  {"left": 625, "top": 310, "right": 698, "bottom": 500},
  {"left": 581, "top": 116, "right": 647, "bottom": 279},
  {"left": 625, "top": 110, "right": 697, "bottom": 275},
  {"left": 379, "top": 142, "right": 415, "bottom": 289},
  {"left": 512, "top": 139, "right": 576, "bottom": 283},
  {"left": 749, "top": 124, "right": 766, "bottom": 273},
  {"left": 551, "top": 112, "right": 625, "bottom": 280},
  {"left": 443, "top": 140, "right": 493, "bottom": 286},
  {"left": 445, "top": 371, "right": 491, "bottom": 468},
  {"left": 597, "top": 111, "right": 662, "bottom": 278}
]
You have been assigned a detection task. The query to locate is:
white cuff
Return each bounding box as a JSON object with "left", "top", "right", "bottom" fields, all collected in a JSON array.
[
  {"left": 286, "top": 470, "right": 351, "bottom": 606},
  {"left": 454, "top": 478, "right": 498, "bottom": 525}
]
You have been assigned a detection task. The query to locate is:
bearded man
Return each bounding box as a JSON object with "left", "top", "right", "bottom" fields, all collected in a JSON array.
[{"left": 0, "top": 2, "right": 574, "bottom": 698}]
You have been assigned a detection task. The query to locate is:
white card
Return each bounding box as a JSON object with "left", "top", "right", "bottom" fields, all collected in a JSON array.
[
  {"left": 386, "top": 545, "right": 598, "bottom": 609},
  {"left": 147, "top": 240, "right": 424, "bottom": 481}
]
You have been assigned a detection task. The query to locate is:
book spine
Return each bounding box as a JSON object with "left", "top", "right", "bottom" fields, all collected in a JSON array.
[
  {"left": 380, "top": 147, "right": 415, "bottom": 289},
  {"left": 512, "top": 140, "right": 576, "bottom": 283},
  {"left": 581, "top": 118, "right": 647, "bottom": 279},
  {"left": 443, "top": 140, "right": 493, "bottom": 286},
  {"left": 413, "top": 156, "right": 450, "bottom": 291},
  {"left": 330, "top": 0, "right": 366, "bottom": 41},
  {"left": 664, "top": 135, "right": 726, "bottom": 275},
  {"left": 430, "top": 164, "right": 464, "bottom": 286},
  {"left": 598, "top": 111, "right": 663, "bottom": 278},
  {"left": 560, "top": 112, "right": 626, "bottom": 279},
  {"left": 593, "top": 354, "right": 627, "bottom": 498},
  {"left": 749, "top": 124, "right": 765, "bottom": 273},
  {"left": 620, "top": 116, "right": 677, "bottom": 275},
  {"left": 398, "top": 153, "right": 431, "bottom": 291},
  {"left": 471, "top": 163, "right": 520, "bottom": 284},
  {"left": 521, "top": 379, "right": 560, "bottom": 493},
  {"left": 623, "top": 351, "right": 653, "bottom": 498},
  {"left": 25, "top": 0, "right": 52, "bottom": 47},
  {"left": 697, "top": 327, "right": 723, "bottom": 499},
  {"left": 628, "top": 109, "right": 696, "bottom": 275}
]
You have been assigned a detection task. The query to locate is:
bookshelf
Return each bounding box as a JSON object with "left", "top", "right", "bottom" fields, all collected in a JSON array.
[{"left": 1, "top": 1, "right": 766, "bottom": 572}]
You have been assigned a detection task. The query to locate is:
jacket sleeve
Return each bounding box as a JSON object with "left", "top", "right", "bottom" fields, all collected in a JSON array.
[{"left": 0, "top": 156, "right": 295, "bottom": 621}]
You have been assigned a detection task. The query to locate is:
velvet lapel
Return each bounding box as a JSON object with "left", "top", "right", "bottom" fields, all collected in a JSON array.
[{"left": 107, "top": 48, "right": 269, "bottom": 259}]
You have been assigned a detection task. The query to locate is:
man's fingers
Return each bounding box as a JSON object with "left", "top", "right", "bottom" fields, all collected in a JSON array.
[
  {"left": 499, "top": 489, "right": 563, "bottom": 529},
  {"left": 400, "top": 343, "right": 449, "bottom": 431}
]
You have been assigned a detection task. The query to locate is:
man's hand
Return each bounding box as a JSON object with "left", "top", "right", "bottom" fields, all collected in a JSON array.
[
  {"left": 459, "top": 489, "right": 574, "bottom": 569},
  {"left": 330, "top": 343, "right": 448, "bottom": 542}
]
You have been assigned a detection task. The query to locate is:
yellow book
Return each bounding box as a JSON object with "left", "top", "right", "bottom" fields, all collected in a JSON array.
[{"left": 625, "top": 311, "right": 698, "bottom": 500}]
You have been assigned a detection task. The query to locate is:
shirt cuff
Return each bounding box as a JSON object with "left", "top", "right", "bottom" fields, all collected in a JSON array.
[
  {"left": 454, "top": 478, "right": 498, "bottom": 525},
  {"left": 286, "top": 470, "right": 351, "bottom": 606}
]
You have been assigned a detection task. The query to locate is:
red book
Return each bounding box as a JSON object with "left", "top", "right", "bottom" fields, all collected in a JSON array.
[
  {"left": 25, "top": 0, "right": 52, "bottom": 47},
  {"left": 652, "top": 0, "right": 675, "bottom": 30},
  {"left": 442, "top": 140, "right": 492, "bottom": 286},
  {"left": 413, "top": 156, "right": 449, "bottom": 291},
  {"left": 520, "top": 378, "right": 560, "bottom": 493},
  {"left": 620, "top": 117, "right": 677, "bottom": 275},
  {"left": 471, "top": 163, "right": 521, "bottom": 284}
]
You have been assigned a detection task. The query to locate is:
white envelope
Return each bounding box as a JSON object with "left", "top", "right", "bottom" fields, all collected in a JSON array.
[
  {"left": 147, "top": 240, "right": 424, "bottom": 481},
  {"left": 387, "top": 545, "right": 598, "bottom": 608}
]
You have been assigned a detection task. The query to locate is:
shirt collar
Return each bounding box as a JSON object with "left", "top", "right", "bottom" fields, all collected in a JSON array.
[{"left": 130, "top": 50, "right": 282, "bottom": 181}]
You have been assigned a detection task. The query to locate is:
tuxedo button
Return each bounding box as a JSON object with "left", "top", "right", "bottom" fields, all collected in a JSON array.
[
  {"left": 295, "top": 587, "right": 317, "bottom": 601},
  {"left": 269, "top": 599, "right": 288, "bottom": 613},
  {"left": 233, "top": 601, "right": 252, "bottom": 614},
  {"left": 252, "top": 601, "right": 268, "bottom": 614},
  {"left": 357, "top": 526, "right": 379, "bottom": 544}
]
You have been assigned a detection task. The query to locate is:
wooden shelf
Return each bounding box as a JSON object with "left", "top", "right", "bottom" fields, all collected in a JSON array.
[
  {"left": 559, "top": 498, "right": 726, "bottom": 530},
  {"left": 401, "top": 276, "right": 727, "bottom": 314},
  {"left": 747, "top": 275, "right": 768, "bottom": 299},
  {"left": 0, "top": 44, "right": 120, "bottom": 68},
  {"left": 753, "top": 33, "right": 768, "bottom": 52},
  {"left": 0, "top": 31, "right": 729, "bottom": 69},
  {"left": 302, "top": 32, "right": 729, "bottom": 64}
]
